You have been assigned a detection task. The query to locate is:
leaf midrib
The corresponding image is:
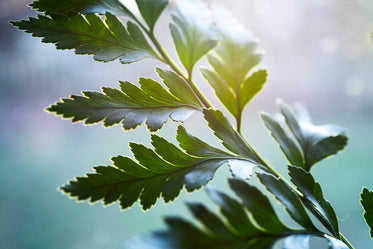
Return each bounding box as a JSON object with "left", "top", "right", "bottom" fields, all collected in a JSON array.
[{"left": 56, "top": 103, "right": 200, "bottom": 111}]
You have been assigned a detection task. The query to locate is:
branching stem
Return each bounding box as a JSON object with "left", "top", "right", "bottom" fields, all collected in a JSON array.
[
  {"left": 132, "top": 13, "right": 355, "bottom": 249},
  {"left": 133, "top": 15, "right": 212, "bottom": 109}
]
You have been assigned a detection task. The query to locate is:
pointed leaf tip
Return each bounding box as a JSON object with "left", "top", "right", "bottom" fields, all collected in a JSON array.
[
  {"left": 136, "top": 0, "right": 169, "bottom": 30},
  {"left": 263, "top": 100, "right": 347, "bottom": 170},
  {"left": 48, "top": 78, "right": 200, "bottom": 131},
  {"left": 361, "top": 187, "right": 373, "bottom": 239}
]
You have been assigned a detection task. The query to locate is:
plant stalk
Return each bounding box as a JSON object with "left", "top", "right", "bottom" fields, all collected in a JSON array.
[
  {"left": 147, "top": 31, "right": 212, "bottom": 108},
  {"left": 134, "top": 15, "right": 355, "bottom": 249},
  {"left": 340, "top": 233, "right": 354, "bottom": 249}
]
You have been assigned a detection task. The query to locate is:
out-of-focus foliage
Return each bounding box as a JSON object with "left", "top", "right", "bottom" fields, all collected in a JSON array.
[{"left": 127, "top": 177, "right": 348, "bottom": 249}]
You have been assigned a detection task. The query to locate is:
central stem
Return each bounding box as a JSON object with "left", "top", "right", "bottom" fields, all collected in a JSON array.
[{"left": 148, "top": 32, "right": 211, "bottom": 109}]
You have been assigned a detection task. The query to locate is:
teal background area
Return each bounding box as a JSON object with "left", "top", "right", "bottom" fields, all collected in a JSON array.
[{"left": 1, "top": 0, "right": 372, "bottom": 248}]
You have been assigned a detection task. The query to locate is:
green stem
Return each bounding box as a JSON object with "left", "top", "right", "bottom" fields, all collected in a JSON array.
[
  {"left": 340, "top": 233, "right": 355, "bottom": 249},
  {"left": 236, "top": 103, "right": 242, "bottom": 134},
  {"left": 148, "top": 32, "right": 211, "bottom": 108},
  {"left": 130, "top": 11, "right": 211, "bottom": 108},
  {"left": 133, "top": 15, "right": 211, "bottom": 109},
  {"left": 132, "top": 14, "right": 354, "bottom": 249}
]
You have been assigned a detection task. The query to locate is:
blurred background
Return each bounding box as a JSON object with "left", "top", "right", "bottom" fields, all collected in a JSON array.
[{"left": 0, "top": 0, "right": 372, "bottom": 248}]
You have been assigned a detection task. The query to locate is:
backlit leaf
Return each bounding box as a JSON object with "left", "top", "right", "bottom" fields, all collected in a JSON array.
[
  {"left": 201, "top": 4, "right": 265, "bottom": 118},
  {"left": 30, "top": 0, "right": 133, "bottom": 17},
  {"left": 156, "top": 68, "right": 202, "bottom": 107},
  {"left": 136, "top": 0, "right": 169, "bottom": 31},
  {"left": 61, "top": 127, "right": 258, "bottom": 210},
  {"left": 12, "top": 13, "right": 158, "bottom": 64},
  {"left": 48, "top": 70, "right": 202, "bottom": 131},
  {"left": 170, "top": 0, "right": 217, "bottom": 76}
]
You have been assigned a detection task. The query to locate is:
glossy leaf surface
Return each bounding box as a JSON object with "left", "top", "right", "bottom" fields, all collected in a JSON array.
[
  {"left": 361, "top": 187, "right": 373, "bottom": 239},
  {"left": 288, "top": 166, "right": 339, "bottom": 236},
  {"left": 61, "top": 126, "right": 258, "bottom": 210},
  {"left": 262, "top": 100, "right": 347, "bottom": 170},
  {"left": 170, "top": 0, "right": 217, "bottom": 76},
  {"left": 48, "top": 69, "right": 202, "bottom": 131},
  {"left": 12, "top": 13, "right": 158, "bottom": 64}
]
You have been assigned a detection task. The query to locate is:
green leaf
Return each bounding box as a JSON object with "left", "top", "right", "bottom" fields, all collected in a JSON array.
[
  {"left": 187, "top": 202, "right": 234, "bottom": 239},
  {"left": 48, "top": 73, "right": 202, "bottom": 131},
  {"left": 170, "top": 0, "right": 217, "bottom": 76},
  {"left": 61, "top": 127, "right": 257, "bottom": 210},
  {"left": 240, "top": 69, "right": 267, "bottom": 109},
  {"left": 178, "top": 126, "right": 256, "bottom": 180},
  {"left": 200, "top": 68, "right": 238, "bottom": 117},
  {"left": 261, "top": 112, "right": 305, "bottom": 167},
  {"left": 229, "top": 178, "right": 289, "bottom": 233},
  {"left": 288, "top": 166, "right": 339, "bottom": 236},
  {"left": 262, "top": 99, "right": 348, "bottom": 171},
  {"left": 128, "top": 217, "right": 217, "bottom": 249},
  {"left": 206, "top": 188, "right": 261, "bottom": 237},
  {"left": 135, "top": 0, "right": 168, "bottom": 31},
  {"left": 30, "top": 0, "right": 133, "bottom": 17},
  {"left": 203, "top": 109, "right": 267, "bottom": 168},
  {"left": 156, "top": 68, "right": 202, "bottom": 107},
  {"left": 201, "top": 5, "right": 265, "bottom": 119},
  {"left": 361, "top": 187, "right": 373, "bottom": 239},
  {"left": 12, "top": 13, "right": 158, "bottom": 64},
  {"left": 128, "top": 179, "right": 349, "bottom": 249},
  {"left": 257, "top": 172, "right": 317, "bottom": 231}
]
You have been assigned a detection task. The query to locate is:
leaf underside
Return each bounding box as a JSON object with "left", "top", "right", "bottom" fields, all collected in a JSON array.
[
  {"left": 61, "top": 126, "right": 259, "bottom": 210},
  {"left": 48, "top": 68, "right": 202, "bottom": 131}
]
